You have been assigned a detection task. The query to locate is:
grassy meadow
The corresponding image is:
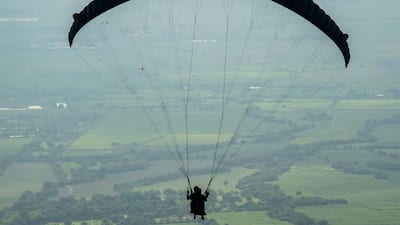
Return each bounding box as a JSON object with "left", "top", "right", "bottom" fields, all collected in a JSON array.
[
  {"left": 132, "top": 167, "right": 257, "bottom": 193},
  {"left": 0, "top": 163, "right": 56, "bottom": 208},
  {"left": 208, "top": 211, "right": 291, "bottom": 225},
  {"left": 0, "top": 138, "right": 32, "bottom": 157},
  {"left": 63, "top": 160, "right": 180, "bottom": 197},
  {"left": 275, "top": 159, "right": 400, "bottom": 225}
]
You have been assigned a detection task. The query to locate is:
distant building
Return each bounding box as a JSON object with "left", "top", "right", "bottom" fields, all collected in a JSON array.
[
  {"left": 192, "top": 39, "right": 217, "bottom": 43},
  {"left": 10, "top": 135, "right": 24, "bottom": 138},
  {"left": 56, "top": 102, "right": 68, "bottom": 108},
  {"left": 27, "top": 105, "right": 43, "bottom": 110}
]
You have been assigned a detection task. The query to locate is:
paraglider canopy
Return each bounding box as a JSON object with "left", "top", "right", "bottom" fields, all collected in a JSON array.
[
  {"left": 68, "top": 0, "right": 350, "bottom": 67},
  {"left": 271, "top": 0, "right": 350, "bottom": 67},
  {"left": 68, "top": 0, "right": 130, "bottom": 46}
]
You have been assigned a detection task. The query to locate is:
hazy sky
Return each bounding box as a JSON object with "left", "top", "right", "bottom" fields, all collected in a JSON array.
[{"left": 1, "top": 0, "right": 399, "bottom": 91}]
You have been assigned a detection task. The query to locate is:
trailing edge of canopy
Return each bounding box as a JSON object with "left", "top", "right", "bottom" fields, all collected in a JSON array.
[
  {"left": 271, "top": 0, "right": 350, "bottom": 67},
  {"left": 68, "top": 0, "right": 130, "bottom": 47}
]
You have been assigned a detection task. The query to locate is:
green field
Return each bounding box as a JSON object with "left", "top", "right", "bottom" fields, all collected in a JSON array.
[
  {"left": 133, "top": 167, "right": 257, "bottom": 193},
  {"left": 373, "top": 123, "right": 400, "bottom": 143},
  {"left": 319, "top": 149, "right": 384, "bottom": 164},
  {"left": 47, "top": 221, "right": 102, "bottom": 225},
  {"left": 291, "top": 106, "right": 400, "bottom": 144},
  {"left": 275, "top": 160, "right": 400, "bottom": 225},
  {"left": 0, "top": 163, "right": 56, "bottom": 209},
  {"left": 69, "top": 105, "right": 289, "bottom": 150},
  {"left": 62, "top": 160, "right": 180, "bottom": 197},
  {"left": 158, "top": 211, "right": 290, "bottom": 225},
  {"left": 45, "top": 211, "right": 289, "bottom": 225},
  {"left": 69, "top": 110, "right": 231, "bottom": 149},
  {"left": 0, "top": 138, "right": 32, "bottom": 157},
  {"left": 291, "top": 122, "right": 358, "bottom": 144},
  {"left": 296, "top": 204, "right": 400, "bottom": 225},
  {"left": 337, "top": 99, "right": 400, "bottom": 110},
  {"left": 256, "top": 99, "right": 333, "bottom": 112},
  {"left": 209, "top": 211, "right": 291, "bottom": 225}
]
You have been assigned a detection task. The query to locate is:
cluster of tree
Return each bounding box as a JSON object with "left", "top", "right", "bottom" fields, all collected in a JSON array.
[
  {"left": 358, "top": 113, "right": 400, "bottom": 142},
  {"left": 346, "top": 89, "right": 368, "bottom": 99},
  {"left": 253, "top": 124, "right": 312, "bottom": 143},
  {"left": 245, "top": 106, "right": 299, "bottom": 127},
  {"left": 8, "top": 106, "right": 397, "bottom": 224},
  {"left": 0, "top": 155, "right": 16, "bottom": 176},
  {"left": 0, "top": 139, "right": 53, "bottom": 175},
  {"left": 114, "top": 172, "right": 182, "bottom": 192},
  {"left": 51, "top": 163, "right": 69, "bottom": 184},
  {"left": 387, "top": 88, "right": 400, "bottom": 99},
  {"left": 321, "top": 114, "right": 400, "bottom": 179},
  {"left": 367, "top": 161, "right": 400, "bottom": 171},
  {"left": 236, "top": 170, "right": 346, "bottom": 225},
  {"left": 293, "top": 197, "right": 347, "bottom": 207},
  {"left": 301, "top": 111, "right": 332, "bottom": 121},
  {"left": 231, "top": 144, "right": 351, "bottom": 225},
  {"left": 0, "top": 138, "right": 355, "bottom": 225},
  {"left": 331, "top": 161, "right": 389, "bottom": 180},
  {"left": 376, "top": 150, "right": 399, "bottom": 160},
  {"left": 0, "top": 171, "right": 346, "bottom": 225},
  {"left": 0, "top": 184, "right": 224, "bottom": 225},
  {"left": 114, "top": 167, "right": 230, "bottom": 193},
  {"left": 53, "top": 156, "right": 148, "bottom": 185},
  {"left": 0, "top": 190, "right": 169, "bottom": 225},
  {"left": 357, "top": 120, "right": 379, "bottom": 142}
]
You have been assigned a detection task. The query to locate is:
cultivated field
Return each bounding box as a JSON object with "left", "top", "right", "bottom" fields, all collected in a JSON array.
[{"left": 275, "top": 160, "right": 400, "bottom": 225}]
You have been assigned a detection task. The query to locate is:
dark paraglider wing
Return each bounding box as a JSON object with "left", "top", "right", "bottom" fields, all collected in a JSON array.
[
  {"left": 271, "top": 0, "right": 350, "bottom": 67},
  {"left": 68, "top": 0, "right": 130, "bottom": 46}
]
